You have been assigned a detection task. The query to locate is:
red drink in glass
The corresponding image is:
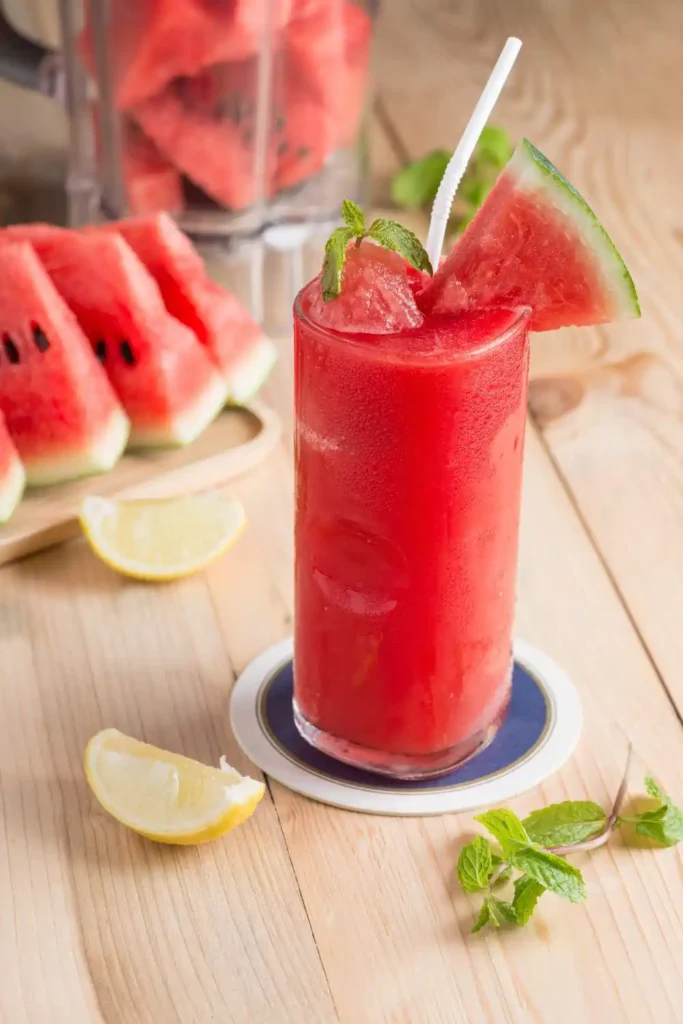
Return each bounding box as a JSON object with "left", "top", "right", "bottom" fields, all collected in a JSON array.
[{"left": 293, "top": 260, "right": 530, "bottom": 778}]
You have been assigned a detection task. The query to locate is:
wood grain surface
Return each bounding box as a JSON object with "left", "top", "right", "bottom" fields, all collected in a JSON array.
[{"left": 2, "top": 1, "right": 683, "bottom": 1022}]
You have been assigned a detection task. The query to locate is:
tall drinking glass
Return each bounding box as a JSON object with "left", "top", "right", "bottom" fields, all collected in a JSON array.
[{"left": 293, "top": 292, "right": 530, "bottom": 779}]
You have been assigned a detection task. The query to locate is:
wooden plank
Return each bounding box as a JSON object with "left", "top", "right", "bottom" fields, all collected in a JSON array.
[
  {"left": 212, "top": 419, "right": 683, "bottom": 1024},
  {"left": 373, "top": 0, "right": 683, "bottom": 718},
  {"left": 0, "top": 400, "right": 280, "bottom": 567},
  {"left": 0, "top": 527, "right": 338, "bottom": 1023}
]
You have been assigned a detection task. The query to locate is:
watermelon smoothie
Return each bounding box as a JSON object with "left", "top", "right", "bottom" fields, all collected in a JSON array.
[{"left": 294, "top": 244, "right": 530, "bottom": 778}]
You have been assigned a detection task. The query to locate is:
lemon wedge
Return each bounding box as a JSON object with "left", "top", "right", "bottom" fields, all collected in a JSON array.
[
  {"left": 80, "top": 493, "right": 246, "bottom": 581},
  {"left": 85, "top": 729, "right": 265, "bottom": 845}
]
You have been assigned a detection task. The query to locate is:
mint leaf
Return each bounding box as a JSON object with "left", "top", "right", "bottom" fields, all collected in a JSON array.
[
  {"left": 511, "top": 848, "right": 587, "bottom": 904},
  {"left": 523, "top": 801, "right": 607, "bottom": 847},
  {"left": 476, "top": 125, "right": 513, "bottom": 168},
  {"left": 471, "top": 901, "right": 491, "bottom": 934},
  {"left": 391, "top": 149, "right": 450, "bottom": 210},
  {"left": 512, "top": 875, "right": 545, "bottom": 925},
  {"left": 457, "top": 836, "right": 493, "bottom": 893},
  {"left": 635, "top": 804, "right": 683, "bottom": 847},
  {"left": 341, "top": 199, "right": 365, "bottom": 234},
  {"left": 631, "top": 777, "right": 683, "bottom": 847},
  {"left": 367, "top": 219, "right": 433, "bottom": 275},
  {"left": 321, "top": 226, "right": 356, "bottom": 302},
  {"left": 488, "top": 897, "right": 518, "bottom": 926},
  {"left": 644, "top": 776, "right": 665, "bottom": 802},
  {"left": 474, "top": 809, "right": 531, "bottom": 857}
]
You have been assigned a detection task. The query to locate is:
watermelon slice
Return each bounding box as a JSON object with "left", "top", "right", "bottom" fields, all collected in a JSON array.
[
  {"left": 21, "top": 231, "right": 228, "bottom": 447},
  {"left": 0, "top": 412, "right": 25, "bottom": 523},
  {"left": 0, "top": 244, "right": 129, "bottom": 486},
  {"left": 421, "top": 139, "right": 640, "bottom": 331},
  {"left": 101, "top": 214, "right": 276, "bottom": 402}
]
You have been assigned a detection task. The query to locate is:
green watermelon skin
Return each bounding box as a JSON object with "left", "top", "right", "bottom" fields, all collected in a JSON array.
[
  {"left": 0, "top": 244, "right": 129, "bottom": 486},
  {"left": 23, "top": 231, "right": 228, "bottom": 447},
  {"left": 0, "top": 412, "right": 25, "bottom": 523},
  {"left": 101, "top": 214, "right": 270, "bottom": 399}
]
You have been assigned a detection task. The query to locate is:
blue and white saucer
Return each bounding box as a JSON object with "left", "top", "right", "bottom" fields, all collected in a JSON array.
[{"left": 230, "top": 638, "right": 582, "bottom": 816}]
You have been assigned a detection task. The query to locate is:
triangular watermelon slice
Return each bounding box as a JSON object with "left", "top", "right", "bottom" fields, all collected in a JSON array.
[
  {"left": 420, "top": 139, "right": 640, "bottom": 331},
  {"left": 0, "top": 412, "right": 25, "bottom": 523},
  {"left": 23, "top": 231, "right": 229, "bottom": 447},
  {"left": 0, "top": 244, "right": 129, "bottom": 486},
  {"left": 100, "top": 214, "right": 276, "bottom": 403}
]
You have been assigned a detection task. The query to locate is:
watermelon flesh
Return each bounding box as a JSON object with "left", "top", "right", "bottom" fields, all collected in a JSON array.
[
  {"left": 420, "top": 139, "right": 640, "bottom": 332},
  {"left": 305, "top": 240, "right": 424, "bottom": 335},
  {"left": 0, "top": 244, "right": 129, "bottom": 486},
  {"left": 128, "top": 1, "right": 371, "bottom": 209},
  {"left": 100, "top": 214, "right": 275, "bottom": 401},
  {"left": 78, "top": 0, "right": 294, "bottom": 111},
  {"left": 19, "top": 231, "right": 228, "bottom": 447},
  {"left": 0, "top": 412, "right": 25, "bottom": 523}
]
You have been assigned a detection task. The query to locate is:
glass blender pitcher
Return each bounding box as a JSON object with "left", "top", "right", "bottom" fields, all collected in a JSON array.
[{"left": 0, "top": 1, "right": 377, "bottom": 322}]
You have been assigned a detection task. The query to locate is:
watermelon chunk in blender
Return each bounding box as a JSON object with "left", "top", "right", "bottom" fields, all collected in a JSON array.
[
  {"left": 24, "top": 231, "right": 228, "bottom": 447},
  {"left": 0, "top": 244, "right": 129, "bottom": 487},
  {"left": 129, "top": 1, "right": 372, "bottom": 209},
  {"left": 0, "top": 412, "right": 25, "bottom": 523},
  {"left": 78, "top": 0, "right": 295, "bottom": 112}
]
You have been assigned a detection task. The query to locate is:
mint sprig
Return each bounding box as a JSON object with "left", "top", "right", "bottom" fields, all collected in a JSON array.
[
  {"left": 458, "top": 747, "right": 683, "bottom": 934},
  {"left": 320, "top": 200, "right": 433, "bottom": 302}
]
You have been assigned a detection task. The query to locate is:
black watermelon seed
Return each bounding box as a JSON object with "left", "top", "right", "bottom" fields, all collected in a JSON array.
[
  {"left": 297, "top": 146, "right": 311, "bottom": 160},
  {"left": 32, "top": 323, "right": 50, "bottom": 352},
  {"left": 94, "top": 339, "right": 107, "bottom": 362},
  {"left": 2, "top": 334, "right": 19, "bottom": 364},
  {"left": 120, "top": 340, "right": 135, "bottom": 366},
  {"left": 278, "top": 140, "right": 289, "bottom": 157},
  {"left": 273, "top": 113, "right": 286, "bottom": 133}
]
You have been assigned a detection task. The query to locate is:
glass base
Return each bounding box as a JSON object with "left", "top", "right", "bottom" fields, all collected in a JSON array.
[{"left": 292, "top": 697, "right": 510, "bottom": 781}]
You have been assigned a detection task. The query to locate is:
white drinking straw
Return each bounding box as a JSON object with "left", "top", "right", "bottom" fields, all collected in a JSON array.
[{"left": 425, "top": 37, "right": 522, "bottom": 270}]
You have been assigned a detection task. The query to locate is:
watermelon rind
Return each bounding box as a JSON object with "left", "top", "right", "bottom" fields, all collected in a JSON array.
[
  {"left": 510, "top": 139, "right": 640, "bottom": 320},
  {"left": 128, "top": 371, "right": 228, "bottom": 448},
  {"left": 25, "top": 407, "right": 130, "bottom": 488},
  {"left": 226, "top": 335, "right": 277, "bottom": 406},
  {"left": 0, "top": 455, "right": 25, "bottom": 523}
]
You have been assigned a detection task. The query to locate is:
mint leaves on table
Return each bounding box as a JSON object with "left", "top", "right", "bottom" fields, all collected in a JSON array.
[
  {"left": 391, "top": 124, "right": 514, "bottom": 234},
  {"left": 321, "top": 200, "right": 433, "bottom": 302},
  {"left": 457, "top": 746, "right": 683, "bottom": 934}
]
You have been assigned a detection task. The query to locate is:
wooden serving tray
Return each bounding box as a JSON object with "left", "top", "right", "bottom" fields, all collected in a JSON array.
[{"left": 0, "top": 399, "right": 281, "bottom": 567}]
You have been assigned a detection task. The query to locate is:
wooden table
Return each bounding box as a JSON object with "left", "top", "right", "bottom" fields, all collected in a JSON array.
[{"left": 2, "top": 1, "right": 683, "bottom": 1021}]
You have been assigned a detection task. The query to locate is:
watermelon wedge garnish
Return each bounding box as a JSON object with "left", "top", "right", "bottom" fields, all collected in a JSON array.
[
  {"left": 0, "top": 412, "right": 25, "bottom": 523},
  {"left": 420, "top": 139, "right": 640, "bottom": 331},
  {"left": 0, "top": 244, "right": 129, "bottom": 487}
]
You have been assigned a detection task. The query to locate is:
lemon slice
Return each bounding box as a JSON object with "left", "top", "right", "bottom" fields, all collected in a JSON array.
[
  {"left": 85, "top": 729, "right": 265, "bottom": 845},
  {"left": 80, "top": 493, "right": 246, "bottom": 580}
]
